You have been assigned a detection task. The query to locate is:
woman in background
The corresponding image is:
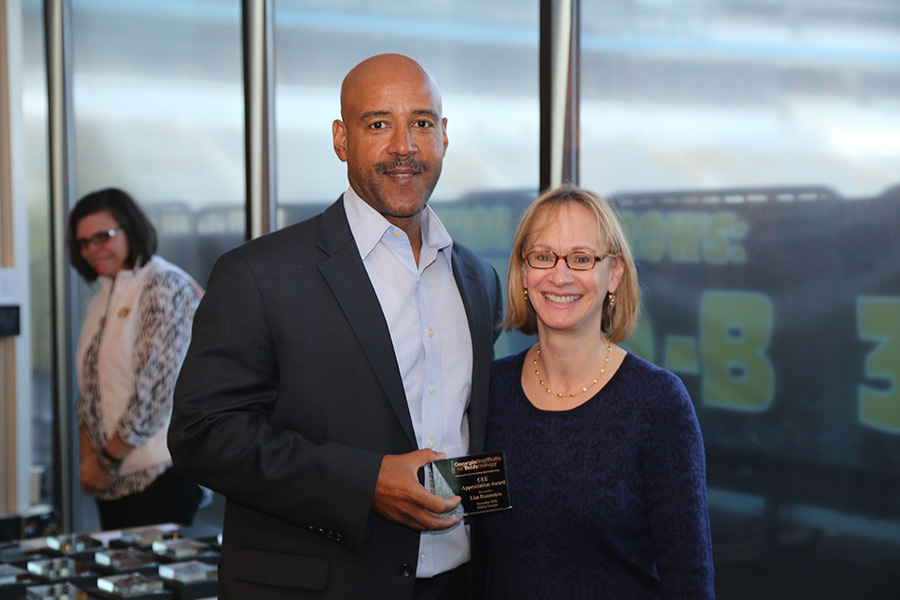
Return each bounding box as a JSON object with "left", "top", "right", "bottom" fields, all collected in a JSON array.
[
  {"left": 483, "top": 185, "right": 714, "bottom": 599},
  {"left": 68, "top": 188, "right": 204, "bottom": 530}
]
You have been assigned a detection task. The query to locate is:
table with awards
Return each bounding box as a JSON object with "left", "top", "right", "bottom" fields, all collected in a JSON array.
[{"left": 0, "top": 523, "right": 221, "bottom": 600}]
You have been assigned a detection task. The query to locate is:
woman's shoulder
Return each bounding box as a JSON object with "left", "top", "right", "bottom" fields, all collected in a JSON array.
[
  {"left": 620, "top": 352, "right": 683, "bottom": 386},
  {"left": 127, "top": 264, "right": 202, "bottom": 317},
  {"left": 489, "top": 348, "right": 530, "bottom": 400},
  {"left": 492, "top": 347, "right": 530, "bottom": 375},
  {"left": 142, "top": 257, "right": 202, "bottom": 296},
  {"left": 616, "top": 352, "right": 693, "bottom": 411},
  {"left": 144, "top": 256, "right": 191, "bottom": 279},
  {"left": 488, "top": 348, "right": 530, "bottom": 419}
]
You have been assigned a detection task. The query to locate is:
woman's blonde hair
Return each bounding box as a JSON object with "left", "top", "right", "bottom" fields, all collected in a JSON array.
[{"left": 502, "top": 184, "right": 640, "bottom": 343}]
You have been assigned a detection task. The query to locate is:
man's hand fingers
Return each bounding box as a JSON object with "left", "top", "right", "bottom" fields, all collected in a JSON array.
[{"left": 372, "top": 450, "right": 462, "bottom": 532}]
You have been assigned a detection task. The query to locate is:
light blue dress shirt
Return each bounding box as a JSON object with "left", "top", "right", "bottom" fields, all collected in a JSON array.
[{"left": 343, "top": 187, "right": 474, "bottom": 578}]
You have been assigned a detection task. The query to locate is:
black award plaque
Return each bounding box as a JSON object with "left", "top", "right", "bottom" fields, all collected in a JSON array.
[{"left": 431, "top": 451, "right": 512, "bottom": 516}]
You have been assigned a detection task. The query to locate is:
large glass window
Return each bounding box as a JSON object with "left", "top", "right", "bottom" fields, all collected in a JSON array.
[
  {"left": 582, "top": 1, "right": 900, "bottom": 597},
  {"left": 71, "top": 0, "right": 244, "bottom": 288},
  {"left": 69, "top": 0, "right": 244, "bottom": 530},
  {"left": 273, "top": 1, "right": 540, "bottom": 356}
]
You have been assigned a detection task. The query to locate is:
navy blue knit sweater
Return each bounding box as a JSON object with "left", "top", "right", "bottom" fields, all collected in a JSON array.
[{"left": 482, "top": 349, "right": 715, "bottom": 599}]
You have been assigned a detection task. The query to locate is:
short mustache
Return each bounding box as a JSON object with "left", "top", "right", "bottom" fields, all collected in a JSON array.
[{"left": 375, "top": 157, "right": 427, "bottom": 174}]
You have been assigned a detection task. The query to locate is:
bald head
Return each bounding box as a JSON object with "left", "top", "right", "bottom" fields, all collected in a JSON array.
[{"left": 340, "top": 54, "right": 443, "bottom": 121}]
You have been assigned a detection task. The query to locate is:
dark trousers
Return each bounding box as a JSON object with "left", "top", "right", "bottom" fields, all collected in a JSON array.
[
  {"left": 414, "top": 562, "right": 472, "bottom": 600},
  {"left": 96, "top": 467, "right": 202, "bottom": 530}
]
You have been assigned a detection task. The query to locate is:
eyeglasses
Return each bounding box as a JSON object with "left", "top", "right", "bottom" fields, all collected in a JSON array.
[
  {"left": 76, "top": 226, "right": 122, "bottom": 251},
  {"left": 523, "top": 250, "right": 610, "bottom": 271}
]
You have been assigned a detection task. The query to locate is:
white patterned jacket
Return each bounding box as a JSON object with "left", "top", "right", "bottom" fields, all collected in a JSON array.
[{"left": 75, "top": 256, "right": 202, "bottom": 499}]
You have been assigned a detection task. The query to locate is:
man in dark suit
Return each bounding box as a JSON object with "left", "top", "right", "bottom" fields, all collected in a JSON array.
[{"left": 168, "top": 54, "right": 503, "bottom": 599}]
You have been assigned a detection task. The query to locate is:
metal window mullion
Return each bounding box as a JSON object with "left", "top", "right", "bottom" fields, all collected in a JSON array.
[
  {"left": 540, "top": 0, "right": 579, "bottom": 191},
  {"left": 243, "top": 0, "right": 276, "bottom": 239},
  {"left": 45, "top": 0, "right": 78, "bottom": 533}
]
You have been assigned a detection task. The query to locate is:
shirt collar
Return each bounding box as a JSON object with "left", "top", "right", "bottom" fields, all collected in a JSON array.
[{"left": 343, "top": 186, "right": 454, "bottom": 261}]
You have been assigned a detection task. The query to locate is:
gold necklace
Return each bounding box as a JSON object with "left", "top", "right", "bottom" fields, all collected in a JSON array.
[{"left": 533, "top": 343, "right": 612, "bottom": 398}]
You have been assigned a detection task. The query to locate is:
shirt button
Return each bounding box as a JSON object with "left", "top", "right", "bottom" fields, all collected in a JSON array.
[
  {"left": 420, "top": 553, "right": 427, "bottom": 561},
  {"left": 428, "top": 441, "right": 435, "bottom": 449},
  {"left": 399, "top": 564, "right": 413, "bottom": 577},
  {"left": 393, "top": 230, "right": 402, "bottom": 237},
  {"left": 427, "top": 328, "right": 433, "bottom": 337},
  {"left": 429, "top": 385, "right": 436, "bottom": 394}
]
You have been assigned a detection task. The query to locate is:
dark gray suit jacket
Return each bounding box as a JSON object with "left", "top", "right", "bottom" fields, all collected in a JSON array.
[{"left": 169, "top": 197, "right": 503, "bottom": 599}]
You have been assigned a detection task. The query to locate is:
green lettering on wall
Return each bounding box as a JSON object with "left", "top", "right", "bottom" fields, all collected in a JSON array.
[
  {"left": 638, "top": 211, "right": 666, "bottom": 262},
  {"left": 621, "top": 209, "right": 748, "bottom": 265},
  {"left": 858, "top": 297, "right": 900, "bottom": 432},
  {"left": 704, "top": 212, "right": 736, "bottom": 263},
  {"left": 700, "top": 291, "right": 774, "bottom": 411},
  {"left": 666, "top": 212, "right": 706, "bottom": 262}
]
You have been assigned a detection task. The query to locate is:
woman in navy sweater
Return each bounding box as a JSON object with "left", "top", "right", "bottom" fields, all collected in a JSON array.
[{"left": 482, "top": 185, "right": 715, "bottom": 599}]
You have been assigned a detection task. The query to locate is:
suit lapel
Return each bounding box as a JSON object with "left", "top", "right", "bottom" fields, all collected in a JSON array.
[
  {"left": 451, "top": 246, "right": 493, "bottom": 454},
  {"left": 316, "top": 198, "right": 418, "bottom": 448}
]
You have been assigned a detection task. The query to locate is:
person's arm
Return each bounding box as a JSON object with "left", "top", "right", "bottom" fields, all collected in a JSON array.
[
  {"left": 644, "top": 374, "right": 716, "bottom": 600},
  {"left": 114, "top": 272, "right": 196, "bottom": 454},
  {"left": 168, "top": 250, "right": 458, "bottom": 552}
]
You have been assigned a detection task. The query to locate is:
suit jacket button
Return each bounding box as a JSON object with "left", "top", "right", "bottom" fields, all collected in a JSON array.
[
  {"left": 399, "top": 564, "right": 413, "bottom": 577},
  {"left": 334, "top": 533, "right": 343, "bottom": 542}
]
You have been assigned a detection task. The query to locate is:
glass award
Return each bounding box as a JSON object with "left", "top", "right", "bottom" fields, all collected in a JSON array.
[
  {"left": 26, "top": 557, "right": 75, "bottom": 578},
  {"left": 0, "top": 563, "right": 29, "bottom": 584},
  {"left": 151, "top": 537, "right": 210, "bottom": 559},
  {"left": 46, "top": 533, "right": 102, "bottom": 554},
  {"left": 1, "top": 538, "right": 49, "bottom": 561},
  {"left": 96, "top": 572, "right": 164, "bottom": 596},
  {"left": 94, "top": 547, "right": 157, "bottom": 569},
  {"left": 119, "top": 525, "right": 177, "bottom": 546},
  {"left": 24, "top": 582, "right": 88, "bottom": 600},
  {"left": 431, "top": 451, "right": 512, "bottom": 516},
  {"left": 158, "top": 560, "right": 218, "bottom": 584}
]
